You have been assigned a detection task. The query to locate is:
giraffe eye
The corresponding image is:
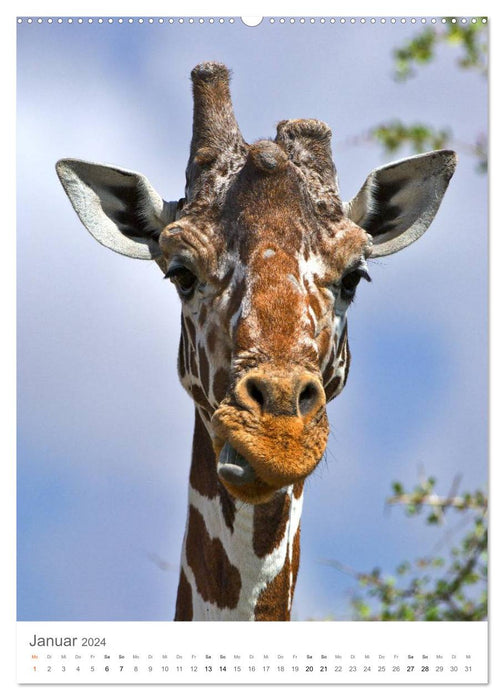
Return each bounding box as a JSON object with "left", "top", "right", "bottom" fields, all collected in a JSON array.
[
  {"left": 165, "top": 264, "right": 198, "bottom": 297},
  {"left": 341, "top": 268, "right": 371, "bottom": 302}
]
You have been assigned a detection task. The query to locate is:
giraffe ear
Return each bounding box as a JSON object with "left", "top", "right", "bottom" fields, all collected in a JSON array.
[
  {"left": 343, "top": 150, "right": 457, "bottom": 258},
  {"left": 56, "top": 159, "right": 179, "bottom": 259}
]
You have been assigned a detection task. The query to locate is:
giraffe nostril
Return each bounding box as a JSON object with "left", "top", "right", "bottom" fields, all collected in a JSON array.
[
  {"left": 298, "top": 381, "right": 324, "bottom": 416},
  {"left": 245, "top": 378, "right": 266, "bottom": 410},
  {"left": 237, "top": 372, "right": 325, "bottom": 417}
]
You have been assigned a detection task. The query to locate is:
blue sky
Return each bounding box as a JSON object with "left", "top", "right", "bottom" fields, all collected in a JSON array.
[{"left": 17, "top": 16, "right": 487, "bottom": 621}]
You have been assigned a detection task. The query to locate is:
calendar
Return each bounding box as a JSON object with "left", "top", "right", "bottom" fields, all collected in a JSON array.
[
  {"left": 17, "top": 621, "right": 488, "bottom": 684},
  {"left": 16, "top": 9, "right": 489, "bottom": 690}
]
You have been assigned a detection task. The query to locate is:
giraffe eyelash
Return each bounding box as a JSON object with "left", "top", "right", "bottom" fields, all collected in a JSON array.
[
  {"left": 339, "top": 266, "right": 372, "bottom": 302},
  {"left": 164, "top": 264, "right": 188, "bottom": 279},
  {"left": 165, "top": 263, "right": 199, "bottom": 297}
]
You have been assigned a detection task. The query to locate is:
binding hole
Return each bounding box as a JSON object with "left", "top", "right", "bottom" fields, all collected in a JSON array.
[{"left": 241, "top": 17, "right": 263, "bottom": 27}]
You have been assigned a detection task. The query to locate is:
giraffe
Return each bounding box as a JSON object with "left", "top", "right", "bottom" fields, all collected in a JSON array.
[{"left": 56, "top": 61, "right": 456, "bottom": 621}]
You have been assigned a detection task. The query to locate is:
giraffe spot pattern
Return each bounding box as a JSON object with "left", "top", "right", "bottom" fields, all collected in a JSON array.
[
  {"left": 174, "top": 568, "right": 193, "bottom": 621},
  {"left": 189, "top": 409, "right": 219, "bottom": 499},
  {"left": 254, "top": 553, "right": 292, "bottom": 621},
  {"left": 290, "top": 525, "right": 301, "bottom": 601},
  {"left": 253, "top": 490, "right": 291, "bottom": 558},
  {"left": 198, "top": 342, "right": 211, "bottom": 397},
  {"left": 186, "top": 505, "right": 241, "bottom": 610},
  {"left": 212, "top": 366, "right": 230, "bottom": 405}
]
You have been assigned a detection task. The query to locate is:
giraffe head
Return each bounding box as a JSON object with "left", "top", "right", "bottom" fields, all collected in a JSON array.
[{"left": 56, "top": 62, "right": 456, "bottom": 505}]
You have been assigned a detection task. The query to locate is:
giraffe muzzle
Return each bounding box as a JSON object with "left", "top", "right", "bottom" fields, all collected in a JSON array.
[{"left": 212, "top": 367, "right": 329, "bottom": 502}]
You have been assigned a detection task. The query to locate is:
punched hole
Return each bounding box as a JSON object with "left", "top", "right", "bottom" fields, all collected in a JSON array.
[{"left": 241, "top": 16, "right": 263, "bottom": 26}]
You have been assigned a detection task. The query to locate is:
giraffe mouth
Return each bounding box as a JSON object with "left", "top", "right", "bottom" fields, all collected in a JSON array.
[{"left": 217, "top": 442, "right": 256, "bottom": 486}]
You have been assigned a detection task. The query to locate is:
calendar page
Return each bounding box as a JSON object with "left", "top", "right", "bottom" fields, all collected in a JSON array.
[{"left": 16, "top": 8, "right": 489, "bottom": 686}]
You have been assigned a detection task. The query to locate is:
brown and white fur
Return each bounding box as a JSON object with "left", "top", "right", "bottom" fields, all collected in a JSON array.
[{"left": 56, "top": 62, "right": 456, "bottom": 621}]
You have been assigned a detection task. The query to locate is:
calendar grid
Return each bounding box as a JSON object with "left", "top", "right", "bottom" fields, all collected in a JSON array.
[{"left": 17, "top": 621, "right": 488, "bottom": 684}]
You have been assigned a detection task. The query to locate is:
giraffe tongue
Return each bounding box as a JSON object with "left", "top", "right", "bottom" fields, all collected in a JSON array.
[{"left": 217, "top": 442, "right": 255, "bottom": 486}]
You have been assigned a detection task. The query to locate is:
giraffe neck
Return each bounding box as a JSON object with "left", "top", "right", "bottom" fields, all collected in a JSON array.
[{"left": 175, "top": 409, "right": 304, "bottom": 621}]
